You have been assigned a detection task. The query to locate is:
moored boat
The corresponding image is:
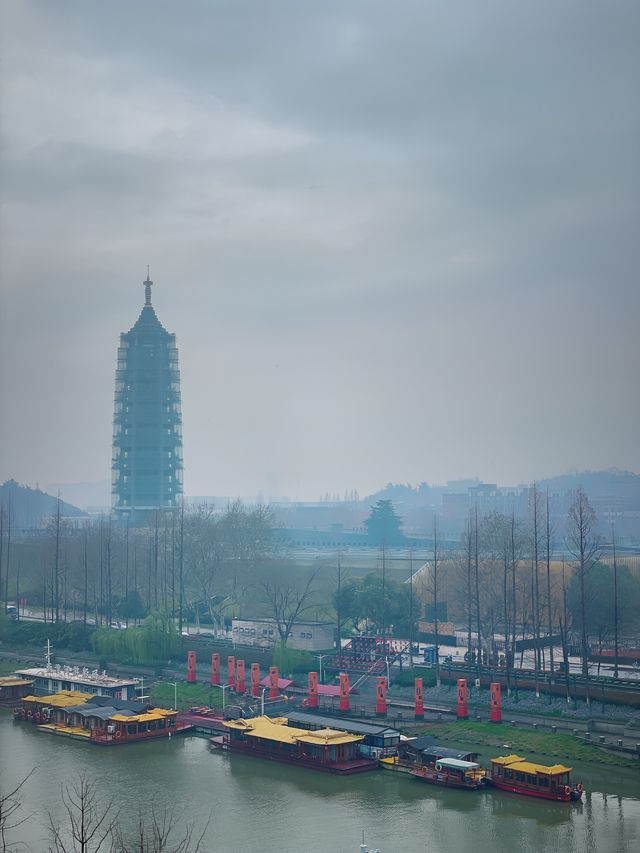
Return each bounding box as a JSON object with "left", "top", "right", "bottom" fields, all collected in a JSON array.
[
  {"left": 410, "top": 757, "right": 486, "bottom": 790},
  {"left": 14, "top": 691, "right": 192, "bottom": 745},
  {"left": 486, "top": 754, "right": 584, "bottom": 802},
  {"left": 222, "top": 715, "right": 378, "bottom": 775},
  {"left": 379, "top": 740, "right": 480, "bottom": 777}
]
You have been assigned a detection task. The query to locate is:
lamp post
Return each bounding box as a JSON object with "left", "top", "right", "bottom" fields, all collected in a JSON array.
[
  {"left": 166, "top": 681, "right": 178, "bottom": 711},
  {"left": 315, "top": 653, "right": 327, "bottom": 684},
  {"left": 261, "top": 686, "right": 267, "bottom": 716},
  {"left": 219, "top": 683, "right": 231, "bottom": 713}
]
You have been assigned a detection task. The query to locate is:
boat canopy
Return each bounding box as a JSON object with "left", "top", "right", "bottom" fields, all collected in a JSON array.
[
  {"left": 24, "top": 691, "right": 94, "bottom": 707},
  {"left": 436, "top": 758, "right": 481, "bottom": 771},
  {"left": 501, "top": 760, "right": 572, "bottom": 776},
  {"left": 422, "top": 745, "right": 480, "bottom": 762},
  {"left": 224, "top": 715, "right": 363, "bottom": 746},
  {"left": 490, "top": 754, "right": 572, "bottom": 775}
]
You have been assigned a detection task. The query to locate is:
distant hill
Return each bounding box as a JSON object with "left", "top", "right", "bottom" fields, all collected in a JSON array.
[{"left": 0, "top": 480, "right": 87, "bottom": 528}]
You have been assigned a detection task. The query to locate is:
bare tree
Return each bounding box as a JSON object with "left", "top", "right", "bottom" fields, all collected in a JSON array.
[
  {"left": 48, "top": 776, "right": 118, "bottom": 853},
  {"left": 113, "top": 805, "right": 208, "bottom": 853},
  {"left": 474, "top": 505, "right": 481, "bottom": 672},
  {"left": 261, "top": 569, "right": 318, "bottom": 646},
  {"left": 566, "top": 487, "right": 601, "bottom": 689},
  {"left": 427, "top": 518, "right": 441, "bottom": 686},
  {"left": 1, "top": 770, "right": 34, "bottom": 852},
  {"left": 612, "top": 523, "right": 619, "bottom": 680},
  {"left": 530, "top": 484, "right": 542, "bottom": 681},
  {"left": 544, "top": 491, "right": 556, "bottom": 674}
]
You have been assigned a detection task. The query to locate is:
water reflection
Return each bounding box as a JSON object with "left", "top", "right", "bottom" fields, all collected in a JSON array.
[{"left": 2, "top": 714, "right": 639, "bottom": 853}]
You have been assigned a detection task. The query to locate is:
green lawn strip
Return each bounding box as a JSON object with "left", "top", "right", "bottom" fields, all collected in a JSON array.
[
  {"left": 151, "top": 681, "right": 223, "bottom": 712},
  {"left": 0, "top": 658, "right": 28, "bottom": 677},
  {"left": 419, "top": 721, "right": 638, "bottom": 769}
]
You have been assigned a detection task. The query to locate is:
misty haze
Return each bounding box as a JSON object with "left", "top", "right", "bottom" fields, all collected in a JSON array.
[{"left": 0, "top": 3, "right": 639, "bottom": 853}]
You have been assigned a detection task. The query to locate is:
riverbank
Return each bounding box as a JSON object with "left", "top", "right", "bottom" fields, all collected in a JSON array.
[{"left": 422, "top": 720, "right": 640, "bottom": 768}]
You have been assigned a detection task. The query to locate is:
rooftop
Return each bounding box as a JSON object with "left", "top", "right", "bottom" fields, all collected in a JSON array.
[
  {"left": 224, "top": 715, "right": 363, "bottom": 747},
  {"left": 0, "top": 677, "right": 34, "bottom": 688},
  {"left": 491, "top": 754, "right": 572, "bottom": 775},
  {"left": 286, "top": 711, "right": 398, "bottom": 737},
  {"left": 16, "top": 665, "right": 136, "bottom": 689},
  {"left": 24, "top": 691, "right": 94, "bottom": 707}
]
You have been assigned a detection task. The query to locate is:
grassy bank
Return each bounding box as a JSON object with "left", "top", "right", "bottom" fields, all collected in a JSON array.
[
  {"left": 421, "top": 720, "right": 638, "bottom": 768},
  {"left": 151, "top": 680, "right": 224, "bottom": 712}
]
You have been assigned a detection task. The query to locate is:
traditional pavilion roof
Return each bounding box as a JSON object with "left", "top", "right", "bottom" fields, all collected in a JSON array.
[
  {"left": 0, "top": 677, "right": 34, "bottom": 687},
  {"left": 490, "top": 754, "right": 526, "bottom": 766},
  {"left": 223, "top": 715, "right": 363, "bottom": 746},
  {"left": 110, "top": 709, "right": 176, "bottom": 723},
  {"left": 126, "top": 273, "right": 170, "bottom": 336},
  {"left": 24, "top": 691, "right": 94, "bottom": 707},
  {"left": 496, "top": 758, "right": 572, "bottom": 775}
]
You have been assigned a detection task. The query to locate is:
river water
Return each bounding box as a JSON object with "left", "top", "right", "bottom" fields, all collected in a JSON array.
[{"left": 1, "top": 712, "right": 638, "bottom": 853}]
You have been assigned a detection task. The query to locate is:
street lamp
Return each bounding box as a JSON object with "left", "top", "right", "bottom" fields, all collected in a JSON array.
[
  {"left": 261, "top": 686, "right": 267, "bottom": 716},
  {"left": 166, "top": 681, "right": 178, "bottom": 711},
  {"left": 219, "top": 683, "right": 231, "bottom": 713},
  {"left": 315, "top": 653, "right": 327, "bottom": 683}
]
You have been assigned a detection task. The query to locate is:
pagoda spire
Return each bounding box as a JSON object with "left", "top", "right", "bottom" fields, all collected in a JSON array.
[{"left": 144, "top": 266, "right": 153, "bottom": 306}]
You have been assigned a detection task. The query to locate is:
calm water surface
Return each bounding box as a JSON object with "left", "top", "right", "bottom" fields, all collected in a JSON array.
[{"left": 1, "top": 712, "right": 639, "bottom": 852}]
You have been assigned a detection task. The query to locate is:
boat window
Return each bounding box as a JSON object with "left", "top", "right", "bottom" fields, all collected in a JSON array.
[
  {"left": 538, "top": 777, "right": 549, "bottom": 787},
  {"left": 128, "top": 725, "right": 136, "bottom": 735},
  {"left": 527, "top": 775, "right": 537, "bottom": 785},
  {"left": 515, "top": 772, "right": 525, "bottom": 782}
]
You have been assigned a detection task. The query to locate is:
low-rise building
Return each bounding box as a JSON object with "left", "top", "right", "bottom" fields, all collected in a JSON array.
[
  {"left": 231, "top": 617, "right": 335, "bottom": 651},
  {"left": 14, "top": 664, "right": 137, "bottom": 700}
]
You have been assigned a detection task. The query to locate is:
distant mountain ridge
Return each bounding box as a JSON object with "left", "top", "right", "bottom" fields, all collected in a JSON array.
[{"left": 0, "top": 480, "right": 86, "bottom": 528}]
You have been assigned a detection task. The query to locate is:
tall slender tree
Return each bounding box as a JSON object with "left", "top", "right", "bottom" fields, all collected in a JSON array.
[
  {"left": 566, "top": 487, "right": 601, "bottom": 691},
  {"left": 432, "top": 517, "right": 441, "bottom": 686},
  {"left": 545, "top": 491, "right": 555, "bottom": 674},
  {"left": 474, "top": 505, "right": 481, "bottom": 672},
  {"left": 612, "top": 523, "right": 619, "bottom": 680}
]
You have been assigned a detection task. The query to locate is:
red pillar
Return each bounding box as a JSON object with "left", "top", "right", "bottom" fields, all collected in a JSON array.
[
  {"left": 457, "top": 678, "right": 469, "bottom": 720},
  {"left": 415, "top": 677, "right": 424, "bottom": 720},
  {"left": 227, "top": 656, "right": 235, "bottom": 690},
  {"left": 490, "top": 682, "right": 502, "bottom": 723},
  {"left": 211, "top": 653, "right": 220, "bottom": 686},
  {"left": 375, "top": 676, "right": 387, "bottom": 716},
  {"left": 339, "top": 673, "right": 350, "bottom": 713},
  {"left": 187, "top": 651, "right": 196, "bottom": 683},
  {"left": 308, "top": 671, "right": 319, "bottom": 709},
  {"left": 236, "top": 660, "right": 246, "bottom": 694},
  {"left": 251, "top": 663, "right": 260, "bottom": 698},
  {"left": 269, "top": 666, "right": 279, "bottom": 700}
]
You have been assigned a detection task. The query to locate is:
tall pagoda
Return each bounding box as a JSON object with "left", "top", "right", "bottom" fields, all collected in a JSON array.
[{"left": 111, "top": 273, "right": 183, "bottom": 524}]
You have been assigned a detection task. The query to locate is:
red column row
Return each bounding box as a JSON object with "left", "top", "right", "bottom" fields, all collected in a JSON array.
[{"left": 190, "top": 652, "right": 503, "bottom": 722}]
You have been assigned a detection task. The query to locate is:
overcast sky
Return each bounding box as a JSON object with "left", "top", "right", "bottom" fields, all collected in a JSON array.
[{"left": 1, "top": 0, "right": 638, "bottom": 503}]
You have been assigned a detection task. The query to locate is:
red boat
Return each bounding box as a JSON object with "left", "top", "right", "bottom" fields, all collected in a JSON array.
[
  {"left": 221, "top": 715, "right": 378, "bottom": 775},
  {"left": 410, "top": 757, "right": 486, "bottom": 790},
  {"left": 487, "top": 755, "right": 584, "bottom": 802}
]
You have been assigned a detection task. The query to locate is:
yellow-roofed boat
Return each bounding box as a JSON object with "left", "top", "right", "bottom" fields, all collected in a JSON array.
[
  {"left": 487, "top": 754, "right": 584, "bottom": 802},
  {"left": 220, "top": 715, "right": 378, "bottom": 774}
]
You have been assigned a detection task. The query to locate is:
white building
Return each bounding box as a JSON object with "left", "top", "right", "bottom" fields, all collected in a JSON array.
[
  {"left": 231, "top": 618, "right": 335, "bottom": 652},
  {"left": 14, "top": 664, "right": 137, "bottom": 700}
]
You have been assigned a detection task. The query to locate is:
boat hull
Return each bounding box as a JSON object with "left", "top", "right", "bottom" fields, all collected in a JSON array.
[
  {"left": 225, "top": 740, "right": 378, "bottom": 775},
  {"left": 410, "top": 768, "right": 485, "bottom": 791},
  {"left": 487, "top": 777, "right": 579, "bottom": 802}
]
